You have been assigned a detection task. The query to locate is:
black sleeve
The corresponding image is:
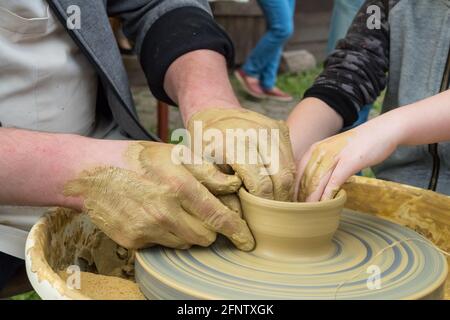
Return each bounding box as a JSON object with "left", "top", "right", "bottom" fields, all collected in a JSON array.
[
  {"left": 304, "top": 0, "right": 390, "bottom": 127},
  {"left": 139, "top": 7, "right": 235, "bottom": 106}
]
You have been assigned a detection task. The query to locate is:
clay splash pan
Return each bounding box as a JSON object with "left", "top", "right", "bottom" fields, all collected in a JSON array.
[{"left": 136, "top": 189, "right": 448, "bottom": 300}]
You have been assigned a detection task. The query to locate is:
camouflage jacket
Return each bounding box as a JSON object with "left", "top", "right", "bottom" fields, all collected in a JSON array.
[{"left": 305, "top": 0, "right": 450, "bottom": 194}]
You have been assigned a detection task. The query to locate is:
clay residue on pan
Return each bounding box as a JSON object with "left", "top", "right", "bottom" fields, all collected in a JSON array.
[
  {"left": 28, "top": 208, "right": 137, "bottom": 299},
  {"left": 343, "top": 175, "right": 450, "bottom": 299},
  {"left": 58, "top": 271, "right": 144, "bottom": 300},
  {"left": 27, "top": 214, "right": 87, "bottom": 300}
]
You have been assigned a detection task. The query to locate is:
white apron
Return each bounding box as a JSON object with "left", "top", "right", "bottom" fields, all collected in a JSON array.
[{"left": 0, "top": 0, "right": 99, "bottom": 259}]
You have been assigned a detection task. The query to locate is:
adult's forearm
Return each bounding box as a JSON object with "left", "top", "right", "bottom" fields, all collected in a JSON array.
[
  {"left": 0, "top": 128, "right": 128, "bottom": 211},
  {"left": 287, "top": 98, "right": 343, "bottom": 161},
  {"left": 164, "top": 49, "right": 241, "bottom": 125}
]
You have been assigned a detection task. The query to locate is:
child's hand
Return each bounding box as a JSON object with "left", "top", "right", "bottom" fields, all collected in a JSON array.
[{"left": 295, "top": 119, "right": 402, "bottom": 202}]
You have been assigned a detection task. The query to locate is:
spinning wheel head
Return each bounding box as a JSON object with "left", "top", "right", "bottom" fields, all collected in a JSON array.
[{"left": 136, "top": 211, "right": 448, "bottom": 300}]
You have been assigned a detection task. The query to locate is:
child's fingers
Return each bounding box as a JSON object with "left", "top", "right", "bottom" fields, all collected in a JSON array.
[
  {"left": 305, "top": 168, "right": 334, "bottom": 202},
  {"left": 320, "top": 160, "right": 357, "bottom": 201},
  {"left": 294, "top": 145, "right": 315, "bottom": 201}
]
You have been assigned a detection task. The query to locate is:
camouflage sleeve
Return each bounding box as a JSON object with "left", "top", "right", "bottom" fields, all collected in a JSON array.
[{"left": 304, "top": 0, "right": 390, "bottom": 127}]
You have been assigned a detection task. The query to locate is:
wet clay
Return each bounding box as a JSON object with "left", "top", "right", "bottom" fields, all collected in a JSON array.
[
  {"left": 238, "top": 188, "right": 346, "bottom": 259},
  {"left": 298, "top": 132, "right": 354, "bottom": 201},
  {"left": 58, "top": 271, "right": 144, "bottom": 300},
  {"left": 343, "top": 175, "right": 450, "bottom": 298},
  {"left": 64, "top": 142, "right": 254, "bottom": 251}
]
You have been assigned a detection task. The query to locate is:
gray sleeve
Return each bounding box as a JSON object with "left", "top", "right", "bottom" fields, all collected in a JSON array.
[{"left": 106, "top": 0, "right": 212, "bottom": 53}]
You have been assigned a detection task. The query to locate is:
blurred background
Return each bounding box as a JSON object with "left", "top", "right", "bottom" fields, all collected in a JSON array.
[{"left": 119, "top": 0, "right": 349, "bottom": 143}]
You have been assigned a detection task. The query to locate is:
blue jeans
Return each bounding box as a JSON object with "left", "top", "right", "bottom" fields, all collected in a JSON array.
[
  {"left": 242, "top": 0, "right": 296, "bottom": 90},
  {"left": 327, "top": 0, "right": 372, "bottom": 129}
]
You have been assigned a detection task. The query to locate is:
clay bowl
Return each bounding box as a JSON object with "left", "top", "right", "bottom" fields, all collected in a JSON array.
[{"left": 238, "top": 188, "right": 347, "bottom": 261}]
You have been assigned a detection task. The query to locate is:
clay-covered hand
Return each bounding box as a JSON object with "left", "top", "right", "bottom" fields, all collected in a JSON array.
[
  {"left": 296, "top": 123, "right": 399, "bottom": 202},
  {"left": 187, "top": 108, "right": 296, "bottom": 201},
  {"left": 64, "top": 142, "right": 255, "bottom": 251}
]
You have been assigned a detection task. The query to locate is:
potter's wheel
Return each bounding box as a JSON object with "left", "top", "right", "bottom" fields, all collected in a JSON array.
[{"left": 135, "top": 211, "right": 448, "bottom": 299}]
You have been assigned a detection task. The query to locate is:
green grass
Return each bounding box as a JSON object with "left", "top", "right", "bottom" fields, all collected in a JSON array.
[
  {"left": 231, "top": 66, "right": 323, "bottom": 100},
  {"left": 373, "top": 92, "right": 384, "bottom": 115},
  {"left": 275, "top": 66, "right": 323, "bottom": 98},
  {"left": 10, "top": 291, "right": 40, "bottom": 300}
]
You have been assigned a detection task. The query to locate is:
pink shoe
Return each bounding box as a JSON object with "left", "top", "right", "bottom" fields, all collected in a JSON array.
[
  {"left": 234, "top": 69, "right": 266, "bottom": 99},
  {"left": 263, "top": 87, "right": 294, "bottom": 102}
]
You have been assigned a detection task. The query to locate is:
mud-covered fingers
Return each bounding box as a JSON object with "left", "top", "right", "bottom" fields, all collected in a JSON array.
[
  {"left": 320, "top": 159, "right": 358, "bottom": 201},
  {"left": 172, "top": 144, "right": 242, "bottom": 195},
  {"left": 144, "top": 202, "right": 217, "bottom": 248},
  {"left": 227, "top": 143, "right": 274, "bottom": 200},
  {"left": 203, "top": 120, "right": 274, "bottom": 199},
  {"left": 153, "top": 232, "right": 192, "bottom": 250},
  {"left": 305, "top": 168, "right": 334, "bottom": 202},
  {"left": 277, "top": 122, "right": 297, "bottom": 201},
  {"left": 295, "top": 144, "right": 322, "bottom": 202},
  {"left": 183, "top": 160, "right": 242, "bottom": 195},
  {"left": 258, "top": 121, "right": 296, "bottom": 201},
  {"left": 119, "top": 207, "right": 193, "bottom": 249},
  {"left": 120, "top": 231, "right": 189, "bottom": 250},
  {"left": 301, "top": 138, "right": 345, "bottom": 201},
  {"left": 113, "top": 221, "right": 191, "bottom": 250},
  {"left": 216, "top": 164, "right": 234, "bottom": 175},
  {"left": 230, "top": 162, "right": 273, "bottom": 200},
  {"left": 301, "top": 132, "right": 355, "bottom": 201},
  {"left": 301, "top": 153, "right": 337, "bottom": 202},
  {"left": 178, "top": 180, "right": 255, "bottom": 251},
  {"left": 172, "top": 212, "right": 218, "bottom": 247},
  {"left": 232, "top": 120, "right": 295, "bottom": 201},
  {"left": 300, "top": 143, "right": 339, "bottom": 202},
  {"left": 218, "top": 194, "right": 243, "bottom": 217},
  {"left": 294, "top": 146, "right": 312, "bottom": 201}
]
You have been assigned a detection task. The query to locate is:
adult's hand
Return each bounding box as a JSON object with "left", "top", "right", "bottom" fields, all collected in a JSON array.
[
  {"left": 162, "top": 51, "right": 295, "bottom": 200},
  {"left": 64, "top": 141, "right": 255, "bottom": 251},
  {"left": 187, "top": 108, "right": 296, "bottom": 201}
]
